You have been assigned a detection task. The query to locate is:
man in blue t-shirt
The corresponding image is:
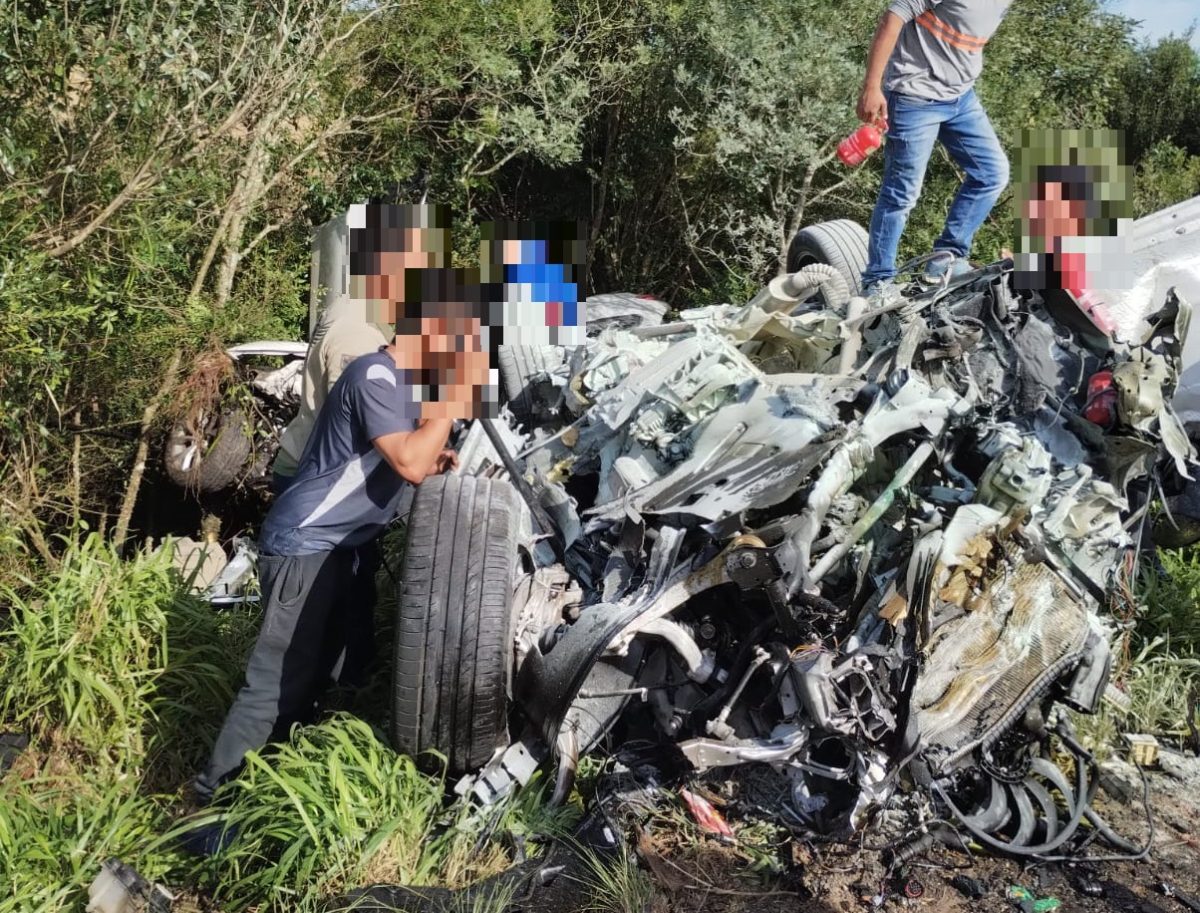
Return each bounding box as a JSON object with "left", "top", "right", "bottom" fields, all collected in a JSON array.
[{"left": 192, "top": 258, "right": 488, "bottom": 808}]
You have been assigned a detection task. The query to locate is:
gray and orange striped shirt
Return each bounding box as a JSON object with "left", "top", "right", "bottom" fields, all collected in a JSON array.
[{"left": 884, "top": 0, "right": 1012, "bottom": 101}]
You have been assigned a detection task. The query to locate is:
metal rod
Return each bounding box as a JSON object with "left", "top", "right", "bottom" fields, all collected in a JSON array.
[
  {"left": 479, "top": 418, "right": 564, "bottom": 560},
  {"left": 808, "top": 441, "right": 936, "bottom": 585}
]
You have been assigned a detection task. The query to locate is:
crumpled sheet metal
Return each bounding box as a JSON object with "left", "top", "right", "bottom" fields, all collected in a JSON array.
[
  {"left": 585, "top": 373, "right": 860, "bottom": 525},
  {"left": 585, "top": 291, "right": 670, "bottom": 328},
  {"left": 572, "top": 329, "right": 671, "bottom": 404},
  {"left": 498, "top": 263, "right": 1189, "bottom": 843},
  {"left": 670, "top": 294, "right": 844, "bottom": 375},
  {"left": 585, "top": 334, "right": 758, "bottom": 433}
]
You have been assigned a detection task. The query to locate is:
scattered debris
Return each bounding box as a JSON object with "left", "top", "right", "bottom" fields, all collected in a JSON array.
[
  {"left": 0, "top": 732, "right": 28, "bottom": 778},
  {"left": 1126, "top": 733, "right": 1162, "bottom": 767},
  {"left": 1159, "top": 749, "right": 1200, "bottom": 784},
  {"left": 1070, "top": 872, "right": 1106, "bottom": 898},
  {"left": 949, "top": 873, "right": 987, "bottom": 899},
  {"left": 205, "top": 536, "right": 259, "bottom": 606},
  {"left": 86, "top": 859, "right": 173, "bottom": 913},
  {"left": 167, "top": 525, "right": 227, "bottom": 593},
  {"left": 1099, "top": 756, "right": 1143, "bottom": 802},
  {"left": 1159, "top": 881, "right": 1200, "bottom": 913},
  {"left": 1007, "top": 885, "right": 1062, "bottom": 913},
  {"left": 1008, "top": 884, "right": 1036, "bottom": 904},
  {"left": 679, "top": 787, "right": 735, "bottom": 840}
]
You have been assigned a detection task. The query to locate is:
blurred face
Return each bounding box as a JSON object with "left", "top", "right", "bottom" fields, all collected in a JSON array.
[
  {"left": 419, "top": 312, "right": 481, "bottom": 357},
  {"left": 501, "top": 239, "right": 524, "bottom": 264},
  {"left": 360, "top": 230, "right": 432, "bottom": 295},
  {"left": 1024, "top": 181, "right": 1088, "bottom": 248}
]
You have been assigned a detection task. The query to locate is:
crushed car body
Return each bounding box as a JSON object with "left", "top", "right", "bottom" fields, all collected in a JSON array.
[{"left": 398, "top": 254, "right": 1194, "bottom": 860}]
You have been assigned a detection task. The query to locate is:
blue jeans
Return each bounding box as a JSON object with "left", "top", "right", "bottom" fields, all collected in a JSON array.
[{"left": 861, "top": 88, "right": 1009, "bottom": 288}]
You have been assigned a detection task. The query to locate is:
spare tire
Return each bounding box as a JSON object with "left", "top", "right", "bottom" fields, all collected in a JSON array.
[
  {"left": 786, "top": 219, "right": 869, "bottom": 297},
  {"left": 497, "top": 344, "right": 566, "bottom": 425},
  {"left": 391, "top": 473, "right": 521, "bottom": 776},
  {"left": 163, "top": 408, "right": 254, "bottom": 493}
]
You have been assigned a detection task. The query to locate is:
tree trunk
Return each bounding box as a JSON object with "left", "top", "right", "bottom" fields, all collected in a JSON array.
[
  {"left": 212, "top": 138, "right": 271, "bottom": 310},
  {"left": 112, "top": 350, "right": 182, "bottom": 549},
  {"left": 586, "top": 105, "right": 621, "bottom": 293}
]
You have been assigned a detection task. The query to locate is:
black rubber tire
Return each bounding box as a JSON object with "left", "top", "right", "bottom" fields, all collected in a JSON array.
[
  {"left": 497, "top": 344, "right": 565, "bottom": 424},
  {"left": 163, "top": 408, "right": 254, "bottom": 493},
  {"left": 391, "top": 473, "right": 521, "bottom": 776},
  {"left": 786, "top": 219, "right": 870, "bottom": 297}
]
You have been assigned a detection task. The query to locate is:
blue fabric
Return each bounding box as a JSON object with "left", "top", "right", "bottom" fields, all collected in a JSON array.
[
  {"left": 259, "top": 350, "right": 420, "bottom": 556},
  {"left": 504, "top": 261, "right": 580, "bottom": 324},
  {"left": 862, "top": 88, "right": 1009, "bottom": 288}
]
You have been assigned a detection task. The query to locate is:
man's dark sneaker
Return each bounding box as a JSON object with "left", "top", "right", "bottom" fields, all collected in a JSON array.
[{"left": 177, "top": 813, "right": 241, "bottom": 857}]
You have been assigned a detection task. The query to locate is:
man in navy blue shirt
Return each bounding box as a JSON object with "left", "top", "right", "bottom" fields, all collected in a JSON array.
[{"left": 192, "top": 231, "right": 488, "bottom": 807}]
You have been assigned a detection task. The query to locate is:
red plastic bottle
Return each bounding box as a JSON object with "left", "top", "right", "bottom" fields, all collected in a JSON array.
[
  {"left": 838, "top": 122, "right": 886, "bottom": 167},
  {"left": 1084, "top": 370, "right": 1118, "bottom": 427}
]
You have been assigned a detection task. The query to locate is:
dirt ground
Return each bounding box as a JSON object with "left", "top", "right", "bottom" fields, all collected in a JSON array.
[
  {"left": 324, "top": 754, "right": 1200, "bottom": 913},
  {"left": 612, "top": 765, "right": 1200, "bottom": 913}
]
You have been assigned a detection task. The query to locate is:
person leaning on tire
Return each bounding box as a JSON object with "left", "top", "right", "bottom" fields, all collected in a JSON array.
[
  {"left": 858, "top": 0, "right": 1012, "bottom": 305},
  {"left": 190, "top": 261, "right": 490, "bottom": 815},
  {"left": 270, "top": 202, "right": 451, "bottom": 495}
]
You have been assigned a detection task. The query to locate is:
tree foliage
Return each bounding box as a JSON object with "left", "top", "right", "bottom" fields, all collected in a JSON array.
[
  {"left": 1, "top": 0, "right": 1198, "bottom": 550},
  {"left": 1111, "top": 34, "right": 1200, "bottom": 162}
]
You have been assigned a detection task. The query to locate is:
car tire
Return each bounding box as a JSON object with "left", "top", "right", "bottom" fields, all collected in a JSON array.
[
  {"left": 498, "top": 344, "right": 565, "bottom": 425},
  {"left": 163, "top": 408, "right": 254, "bottom": 493},
  {"left": 786, "top": 219, "right": 870, "bottom": 297},
  {"left": 391, "top": 473, "right": 521, "bottom": 776}
]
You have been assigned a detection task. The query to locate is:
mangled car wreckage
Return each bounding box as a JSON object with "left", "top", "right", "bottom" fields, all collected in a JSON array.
[{"left": 389, "top": 251, "right": 1193, "bottom": 860}]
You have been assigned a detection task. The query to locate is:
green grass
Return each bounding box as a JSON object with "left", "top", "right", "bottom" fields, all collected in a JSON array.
[
  {"left": 0, "top": 533, "right": 176, "bottom": 765},
  {"left": 1074, "top": 549, "right": 1200, "bottom": 758},
  {"left": 573, "top": 843, "right": 655, "bottom": 913},
  {"left": 0, "top": 530, "right": 576, "bottom": 912},
  {"left": 0, "top": 777, "right": 183, "bottom": 911},
  {"left": 1077, "top": 642, "right": 1200, "bottom": 759},
  {"left": 1138, "top": 548, "right": 1200, "bottom": 655},
  {"left": 184, "top": 717, "right": 575, "bottom": 910}
]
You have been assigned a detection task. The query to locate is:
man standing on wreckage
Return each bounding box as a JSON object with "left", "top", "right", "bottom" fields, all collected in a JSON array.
[{"left": 857, "top": 0, "right": 1012, "bottom": 306}]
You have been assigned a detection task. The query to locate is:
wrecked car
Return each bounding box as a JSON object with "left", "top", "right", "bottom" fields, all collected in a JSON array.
[
  {"left": 162, "top": 341, "right": 307, "bottom": 493},
  {"left": 388, "top": 247, "right": 1193, "bottom": 859}
]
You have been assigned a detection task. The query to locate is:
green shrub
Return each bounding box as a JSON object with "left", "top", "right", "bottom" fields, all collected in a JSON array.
[
  {"left": 0, "top": 779, "right": 179, "bottom": 913},
  {"left": 190, "top": 715, "right": 576, "bottom": 911},
  {"left": 0, "top": 533, "right": 259, "bottom": 776},
  {"left": 0, "top": 534, "right": 177, "bottom": 764}
]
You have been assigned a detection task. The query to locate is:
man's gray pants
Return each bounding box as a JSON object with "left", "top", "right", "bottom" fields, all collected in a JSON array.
[{"left": 195, "top": 548, "right": 373, "bottom": 802}]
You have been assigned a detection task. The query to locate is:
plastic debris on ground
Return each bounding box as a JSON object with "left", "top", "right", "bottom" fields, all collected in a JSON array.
[
  {"left": 0, "top": 732, "right": 28, "bottom": 777},
  {"left": 949, "top": 874, "right": 986, "bottom": 899},
  {"left": 679, "top": 787, "right": 735, "bottom": 840},
  {"left": 1006, "top": 884, "right": 1063, "bottom": 913},
  {"left": 86, "top": 859, "right": 173, "bottom": 913}
]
